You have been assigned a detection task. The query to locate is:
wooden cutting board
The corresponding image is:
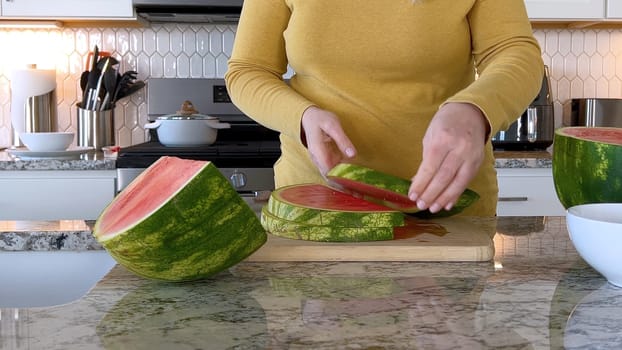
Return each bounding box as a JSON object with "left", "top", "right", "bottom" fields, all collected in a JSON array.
[{"left": 247, "top": 216, "right": 497, "bottom": 262}]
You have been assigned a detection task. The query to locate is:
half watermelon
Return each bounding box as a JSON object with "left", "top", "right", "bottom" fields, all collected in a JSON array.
[
  {"left": 552, "top": 126, "right": 622, "bottom": 208},
  {"left": 93, "top": 156, "right": 267, "bottom": 282}
]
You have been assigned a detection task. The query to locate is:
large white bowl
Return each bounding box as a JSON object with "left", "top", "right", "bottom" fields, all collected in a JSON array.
[
  {"left": 19, "top": 132, "right": 74, "bottom": 152},
  {"left": 566, "top": 203, "right": 622, "bottom": 287}
]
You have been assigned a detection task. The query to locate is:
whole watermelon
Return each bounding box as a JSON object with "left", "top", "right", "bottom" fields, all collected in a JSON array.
[
  {"left": 93, "top": 156, "right": 266, "bottom": 282},
  {"left": 552, "top": 127, "right": 622, "bottom": 208}
]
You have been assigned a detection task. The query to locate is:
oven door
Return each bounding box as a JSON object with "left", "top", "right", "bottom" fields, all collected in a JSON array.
[{"left": 116, "top": 167, "right": 274, "bottom": 200}]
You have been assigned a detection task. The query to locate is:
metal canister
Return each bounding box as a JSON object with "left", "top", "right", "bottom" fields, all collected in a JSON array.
[{"left": 76, "top": 103, "right": 115, "bottom": 149}]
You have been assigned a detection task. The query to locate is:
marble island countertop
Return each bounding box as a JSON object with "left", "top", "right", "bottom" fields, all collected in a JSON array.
[
  {"left": 1, "top": 215, "right": 621, "bottom": 349},
  {"left": 0, "top": 149, "right": 551, "bottom": 171}
]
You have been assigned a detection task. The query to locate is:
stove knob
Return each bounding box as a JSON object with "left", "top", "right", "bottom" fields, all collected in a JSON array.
[{"left": 230, "top": 170, "right": 247, "bottom": 189}]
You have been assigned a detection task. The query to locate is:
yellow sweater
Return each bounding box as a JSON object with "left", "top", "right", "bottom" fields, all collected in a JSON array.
[{"left": 225, "top": 0, "right": 544, "bottom": 216}]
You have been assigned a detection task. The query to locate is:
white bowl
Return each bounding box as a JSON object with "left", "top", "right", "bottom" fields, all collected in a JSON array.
[
  {"left": 566, "top": 203, "right": 622, "bottom": 287},
  {"left": 19, "top": 132, "right": 74, "bottom": 152}
]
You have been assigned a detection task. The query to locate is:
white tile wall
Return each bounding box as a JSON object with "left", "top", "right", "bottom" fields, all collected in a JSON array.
[{"left": 1, "top": 25, "right": 622, "bottom": 147}]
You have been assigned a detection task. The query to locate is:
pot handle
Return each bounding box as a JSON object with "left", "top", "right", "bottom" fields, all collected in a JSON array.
[
  {"left": 205, "top": 120, "right": 231, "bottom": 129},
  {"left": 144, "top": 120, "right": 162, "bottom": 129}
]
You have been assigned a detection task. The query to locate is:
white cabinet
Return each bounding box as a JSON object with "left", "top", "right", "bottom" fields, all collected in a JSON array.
[
  {"left": 496, "top": 168, "right": 565, "bottom": 217},
  {"left": 525, "top": 0, "right": 606, "bottom": 20},
  {"left": 0, "top": 170, "right": 116, "bottom": 221},
  {"left": 1, "top": 0, "right": 133, "bottom": 19},
  {"left": 607, "top": 1, "right": 622, "bottom": 18}
]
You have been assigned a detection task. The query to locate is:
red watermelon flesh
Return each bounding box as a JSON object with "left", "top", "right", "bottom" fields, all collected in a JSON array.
[
  {"left": 97, "top": 157, "right": 206, "bottom": 237},
  {"left": 562, "top": 127, "right": 622, "bottom": 145},
  {"left": 277, "top": 183, "right": 397, "bottom": 212}
]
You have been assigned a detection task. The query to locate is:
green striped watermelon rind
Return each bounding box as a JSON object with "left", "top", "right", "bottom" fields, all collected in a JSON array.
[
  {"left": 327, "top": 163, "right": 479, "bottom": 216},
  {"left": 268, "top": 183, "right": 404, "bottom": 228},
  {"left": 552, "top": 126, "right": 622, "bottom": 209},
  {"left": 261, "top": 206, "right": 394, "bottom": 242},
  {"left": 94, "top": 160, "right": 267, "bottom": 282}
]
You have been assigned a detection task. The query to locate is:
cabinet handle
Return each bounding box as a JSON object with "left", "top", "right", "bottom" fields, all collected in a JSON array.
[{"left": 498, "top": 196, "right": 528, "bottom": 202}]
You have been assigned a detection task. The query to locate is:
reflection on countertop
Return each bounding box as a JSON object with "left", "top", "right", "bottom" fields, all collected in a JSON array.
[{"left": 0, "top": 215, "right": 619, "bottom": 349}]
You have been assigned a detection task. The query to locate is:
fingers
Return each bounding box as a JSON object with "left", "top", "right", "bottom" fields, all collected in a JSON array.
[
  {"left": 408, "top": 103, "right": 487, "bottom": 213},
  {"left": 301, "top": 106, "right": 357, "bottom": 175}
]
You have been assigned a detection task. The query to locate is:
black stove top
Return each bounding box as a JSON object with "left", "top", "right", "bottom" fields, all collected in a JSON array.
[{"left": 116, "top": 140, "right": 281, "bottom": 169}]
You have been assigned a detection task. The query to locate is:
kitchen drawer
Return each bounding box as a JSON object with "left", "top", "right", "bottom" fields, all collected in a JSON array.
[
  {"left": 0, "top": 170, "right": 116, "bottom": 221},
  {"left": 496, "top": 168, "right": 565, "bottom": 217}
]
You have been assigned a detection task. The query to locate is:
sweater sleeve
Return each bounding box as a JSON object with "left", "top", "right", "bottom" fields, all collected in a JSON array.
[
  {"left": 224, "top": 0, "right": 313, "bottom": 142},
  {"left": 445, "top": 0, "right": 544, "bottom": 138}
]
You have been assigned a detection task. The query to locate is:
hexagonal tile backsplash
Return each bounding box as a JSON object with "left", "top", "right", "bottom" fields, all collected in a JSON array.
[{"left": 1, "top": 25, "right": 622, "bottom": 147}]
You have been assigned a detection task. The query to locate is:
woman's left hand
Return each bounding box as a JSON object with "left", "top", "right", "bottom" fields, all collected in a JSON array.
[{"left": 408, "top": 102, "right": 489, "bottom": 213}]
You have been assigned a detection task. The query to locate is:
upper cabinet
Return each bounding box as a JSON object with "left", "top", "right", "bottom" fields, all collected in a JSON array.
[
  {"left": 1, "top": 0, "right": 134, "bottom": 19},
  {"left": 525, "top": 0, "right": 606, "bottom": 21},
  {"left": 607, "top": 1, "right": 622, "bottom": 18}
]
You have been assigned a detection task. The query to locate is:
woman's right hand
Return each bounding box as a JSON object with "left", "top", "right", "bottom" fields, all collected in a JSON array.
[{"left": 301, "top": 106, "right": 357, "bottom": 176}]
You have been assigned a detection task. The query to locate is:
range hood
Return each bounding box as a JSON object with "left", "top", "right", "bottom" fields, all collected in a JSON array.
[{"left": 133, "top": 0, "right": 243, "bottom": 24}]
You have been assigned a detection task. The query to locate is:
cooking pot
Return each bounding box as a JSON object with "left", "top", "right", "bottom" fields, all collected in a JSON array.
[{"left": 144, "top": 100, "right": 230, "bottom": 147}]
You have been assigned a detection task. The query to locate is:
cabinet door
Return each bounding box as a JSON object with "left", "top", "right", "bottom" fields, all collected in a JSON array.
[
  {"left": 525, "top": 0, "right": 606, "bottom": 20},
  {"left": 496, "top": 168, "right": 566, "bottom": 217},
  {"left": 607, "top": 0, "right": 622, "bottom": 18},
  {"left": 1, "top": 0, "right": 133, "bottom": 18},
  {"left": 0, "top": 170, "right": 116, "bottom": 221}
]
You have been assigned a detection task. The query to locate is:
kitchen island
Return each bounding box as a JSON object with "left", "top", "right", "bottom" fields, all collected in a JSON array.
[{"left": 1, "top": 215, "right": 620, "bottom": 349}]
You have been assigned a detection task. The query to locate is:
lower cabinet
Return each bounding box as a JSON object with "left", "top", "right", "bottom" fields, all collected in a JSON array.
[
  {"left": 496, "top": 168, "right": 565, "bottom": 217},
  {"left": 0, "top": 167, "right": 563, "bottom": 220},
  {"left": 0, "top": 170, "right": 117, "bottom": 221}
]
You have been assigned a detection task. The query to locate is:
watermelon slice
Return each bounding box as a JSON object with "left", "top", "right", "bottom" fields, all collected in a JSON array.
[
  {"left": 553, "top": 126, "right": 622, "bottom": 208},
  {"left": 261, "top": 207, "right": 394, "bottom": 242},
  {"left": 93, "top": 156, "right": 266, "bottom": 282},
  {"left": 326, "top": 163, "right": 479, "bottom": 216},
  {"left": 268, "top": 183, "right": 404, "bottom": 227}
]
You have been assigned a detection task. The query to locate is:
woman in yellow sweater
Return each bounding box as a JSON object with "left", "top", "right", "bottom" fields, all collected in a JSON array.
[{"left": 225, "top": 0, "right": 543, "bottom": 216}]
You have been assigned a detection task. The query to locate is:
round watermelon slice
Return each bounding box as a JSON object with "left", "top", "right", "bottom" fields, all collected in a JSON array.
[
  {"left": 261, "top": 207, "right": 394, "bottom": 242},
  {"left": 553, "top": 126, "right": 622, "bottom": 208},
  {"left": 93, "top": 156, "right": 266, "bottom": 282},
  {"left": 326, "top": 163, "right": 479, "bottom": 216},
  {"left": 267, "top": 183, "right": 404, "bottom": 227}
]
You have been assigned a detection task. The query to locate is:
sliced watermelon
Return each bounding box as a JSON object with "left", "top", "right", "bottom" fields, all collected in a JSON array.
[
  {"left": 268, "top": 183, "right": 404, "bottom": 227},
  {"left": 326, "top": 163, "right": 479, "bottom": 216},
  {"left": 553, "top": 126, "right": 622, "bottom": 208},
  {"left": 261, "top": 207, "right": 394, "bottom": 242},
  {"left": 93, "top": 156, "right": 266, "bottom": 282}
]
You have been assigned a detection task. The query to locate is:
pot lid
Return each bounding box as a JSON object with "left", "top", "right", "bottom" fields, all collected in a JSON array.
[{"left": 156, "top": 100, "right": 217, "bottom": 120}]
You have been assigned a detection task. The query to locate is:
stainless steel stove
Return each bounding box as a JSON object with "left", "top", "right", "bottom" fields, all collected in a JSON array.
[{"left": 116, "top": 78, "right": 280, "bottom": 198}]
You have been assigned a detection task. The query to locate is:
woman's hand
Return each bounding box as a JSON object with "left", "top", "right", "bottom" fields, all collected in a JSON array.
[
  {"left": 408, "top": 102, "right": 488, "bottom": 213},
  {"left": 301, "top": 106, "right": 357, "bottom": 176}
]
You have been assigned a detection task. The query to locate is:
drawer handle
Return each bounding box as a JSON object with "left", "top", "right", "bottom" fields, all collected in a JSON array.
[{"left": 499, "top": 196, "right": 528, "bottom": 202}]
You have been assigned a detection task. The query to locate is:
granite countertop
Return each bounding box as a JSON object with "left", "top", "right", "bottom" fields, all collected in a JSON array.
[
  {"left": 1, "top": 215, "right": 620, "bottom": 349},
  {"left": 0, "top": 150, "right": 116, "bottom": 170},
  {"left": 0, "top": 149, "right": 551, "bottom": 171}
]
